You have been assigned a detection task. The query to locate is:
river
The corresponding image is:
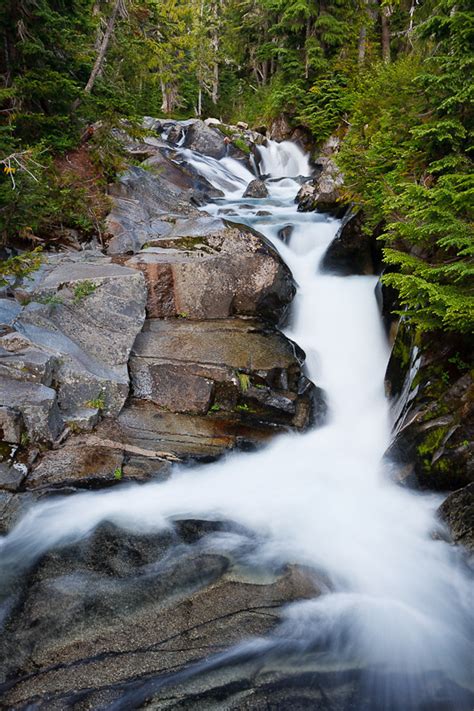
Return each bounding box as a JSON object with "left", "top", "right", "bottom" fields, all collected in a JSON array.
[{"left": 0, "top": 139, "right": 472, "bottom": 710}]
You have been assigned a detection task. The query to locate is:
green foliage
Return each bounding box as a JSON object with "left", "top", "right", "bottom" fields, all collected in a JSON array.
[
  {"left": 73, "top": 280, "right": 98, "bottom": 303},
  {"left": 236, "top": 371, "right": 250, "bottom": 392},
  {"left": 337, "top": 0, "right": 474, "bottom": 335},
  {"left": 85, "top": 392, "right": 106, "bottom": 410},
  {"left": 113, "top": 467, "right": 123, "bottom": 480},
  {"left": 0, "top": 247, "right": 43, "bottom": 287}
]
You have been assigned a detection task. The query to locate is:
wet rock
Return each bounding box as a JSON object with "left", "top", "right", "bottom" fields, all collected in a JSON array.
[
  {"left": 296, "top": 136, "right": 344, "bottom": 214},
  {"left": 243, "top": 178, "right": 269, "bottom": 199},
  {"left": 97, "top": 400, "right": 281, "bottom": 463},
  {"left": 278, "top": 224, "right": 293, "bottom": 244},
  {"left": 129, "top": 317, "right": 321, "bottom": 429},
  {"left": 25, "top": 440, "right": 124, "bottom": 490},
  {"left": 184, "top": 120, "right": 229, "bottom": 159},
  {"left": 384, "top": 321, "right": 473, "bottom": 490},
  {"left": 438, "top": 484, "right": 474, "bottom": 552},
  {"left": 126, "top": 218, "right": 295, "bottom": 324},
  {"left": 321, "top": 209, "right": 382, "bottom": 276},
  {"left": 0, "top": 520, "right": 319, "bottom": 707}
]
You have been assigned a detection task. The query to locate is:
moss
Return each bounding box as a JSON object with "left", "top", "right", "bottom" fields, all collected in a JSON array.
[
  {"left": 417, "top": 425, "right": 450, "bottom": 459},
  {"left": 232, "top": 137, "right": 251, "bottom": 155}
]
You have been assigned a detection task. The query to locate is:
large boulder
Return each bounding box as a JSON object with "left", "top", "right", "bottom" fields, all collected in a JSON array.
[
  {"left": 438, "top": 484, "right": 474, "bottom": 553},
  {"left": 106, "top": 154, "right": 223, "bottom": 255},
  {"left": 126, "top": 217, "right": 296, "bottom": 324},
  {"left": 384, "top": 320, "right": 473, "bottom": 490},
  {"left": 296, "top": 136, "right": 344, "bottom": 214},
  {"left": 321, "top": 209, "right": 382, "bottom": 276},
  {"left": 0, "top": 253, "right": 147, "bottom": 427},
  {"left": 0, "top": 520, "right": 320, "bottom": 707},
  {"left": 129, "top": 317, "right": 325, "bottom": 429},
  {"left": 183, "top": 120, "right": 229, "bottom": 159},
  {"left": 243, "top": 178, "right": 269, "bottom": 198}
]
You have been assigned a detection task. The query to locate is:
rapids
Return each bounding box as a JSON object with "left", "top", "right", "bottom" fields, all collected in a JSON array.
[{"left": 0, "top": 139, "right": 472, "bottom": 710}]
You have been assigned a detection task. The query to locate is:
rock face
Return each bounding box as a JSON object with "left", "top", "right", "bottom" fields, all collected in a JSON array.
[
  {"left": 0, "top": 252, "right": 147, "bottom": 500},
  {"left": 243, "top": 178, "right": 269, "bottom": 198},
  {"left": 384, "top": 320, "right": 473, "bottom": 491},
  {"left": 0, "top": 521, "right": 321, "bottom": 708},
  {"left": 106, "top": 154, "right": 223, "bottom": 255},
  {"left": 130, "top": 318, "right": 325, "bottom": 428},
  {"left": 438, "top": 484, "right": 474, "bottom": 552},
  {"left": 126, "top": 216, "right": 296, "bottom": 324},
  {"left": 321, "top": 209, "right": 382, "bottom": 276},
  {"left": 296, "top": 136, "right": 344, "bottom": 214},
  {"left": 183, "top": 120, "right": 250, "bottom": 165}
]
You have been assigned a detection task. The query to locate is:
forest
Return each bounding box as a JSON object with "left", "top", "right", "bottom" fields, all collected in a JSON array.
[{"left": 0, "top": 0, "right": 472, "bottom": 336}]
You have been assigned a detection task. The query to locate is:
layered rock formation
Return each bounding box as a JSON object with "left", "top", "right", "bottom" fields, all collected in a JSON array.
[{"left": 0, "top": 127, "right": 324, "bottom": 538}]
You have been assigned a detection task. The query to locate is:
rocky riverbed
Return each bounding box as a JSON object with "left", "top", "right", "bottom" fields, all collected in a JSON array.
[{"left": 0, "top": 119, "right": 472, "bottom": 710}]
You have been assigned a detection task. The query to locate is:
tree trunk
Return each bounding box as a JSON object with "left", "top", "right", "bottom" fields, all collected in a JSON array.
[
  {"left": 380, "top": 2, "right": 391, "bottom": 62},
  {"left": 84, "top": 0, "right": 121, "bottom": 95},
  {"left": 160, "top": 79, "right": 179, "bottom": 115}
]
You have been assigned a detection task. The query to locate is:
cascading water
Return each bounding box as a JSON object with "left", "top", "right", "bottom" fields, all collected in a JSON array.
[{"left": 0, "top": 140, "right": 472, "bottom": 709}]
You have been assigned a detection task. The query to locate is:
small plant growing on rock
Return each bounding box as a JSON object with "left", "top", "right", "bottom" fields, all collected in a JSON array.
[
  {"left": 113, "top": 467, "right": 123, "bottom": 480},
  {"left": 209, "top": 402, "right": 221, "bottom": 412},
  {"left": 235, "top": 403, "right": 255, "bottom": 414},
  {"left": 36, "top": 294, "right": 63, "bottom": 307},
  {"left": 73, "top": 280, "right": 98, "bottom": 304},
  {"left": 85, "top": 390, "right": 106, "bottom": 411},
  {"left": 236, "top": 371, "right": 250, "bottom": 392}
]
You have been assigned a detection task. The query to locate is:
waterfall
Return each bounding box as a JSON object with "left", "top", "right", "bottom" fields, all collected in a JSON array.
[
  {"left": 1, "top": 141, "right": 472, "bottom": 709},
  {"left": 258, "top": 139, "right": 312, "bottom": 178}
]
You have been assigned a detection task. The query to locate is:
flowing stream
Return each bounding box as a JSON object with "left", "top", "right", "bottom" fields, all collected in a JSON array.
[{"left": 1, "top": 140, "right": 472, "bottom": 709}]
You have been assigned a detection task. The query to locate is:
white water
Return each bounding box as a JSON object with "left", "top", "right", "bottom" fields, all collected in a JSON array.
[{"left": 1, "top": 140, "right": 472, "bottom": 706}]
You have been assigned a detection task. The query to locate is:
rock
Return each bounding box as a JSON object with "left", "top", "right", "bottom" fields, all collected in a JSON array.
[
  {"left": 183, "top": 120, "right": 251, "bottom": 165},
  {"left": 63, "top": 407, "right": 100, "bottom": 431},
  {"left": 243, "top": 178, "right": 269, "bottom": 198},
  {"left": 96, "top": 400, "right": 283, "bottom": 464},
  {"left": 0, "top": 343, "right": 57, "bottom": 385},
  {"left": 438, "top": 484, "right": 474, "bottom": 552},
  {"left": 236, "top": 121, "right": 249, "bottom": 130},
  {"left": 0, "top": 521, "right": 319, "bottom": 707},
  {"left": 0, "top": 450, "right": 27, "bottom": 492},
  {"left": 0, "top": 299, "right": 21, "bottom": 335},
  {"left": 129, "top": 318, "right": 323, "bottom": 429},
  {"left": 142, "top": 116, "right": 163, "bottom": 132},
  {"left": 106, "top": 154, "right": 225, "bottom": 255},
  {"left": 0, "top": 490, "right": 43, "bottom": 535},
  {"left": 0, "top": 378, "right": 63, "bottom": 443},
  {"left": 126, "top": 218, "right": 295, "bottom": 324},
  {"left": 278, "top": 224, "right": 293, "bottom": 244},
  {"left": 269, "top": 113, "right": 292, "bottom": 141},
  {"left": 384, "top": 321, "right": 473, "bottom": 490},
  {"left": 184, "top": 120, "right": 229, "bottom": 159},
  {"left": 321, "top": 209, "right": 382, "bottom": 276},
  {"left": 0, "top": 407, "right": 23, "bottom": 444},
  {"left": 25, "top": 439, "right": 125, "bottom": 491},
  {"left": 296, "top": 135, "right": 344, "bottom": 214},
  {"left": 13, "top": 254, "right": 147, "bottom": 417}
]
